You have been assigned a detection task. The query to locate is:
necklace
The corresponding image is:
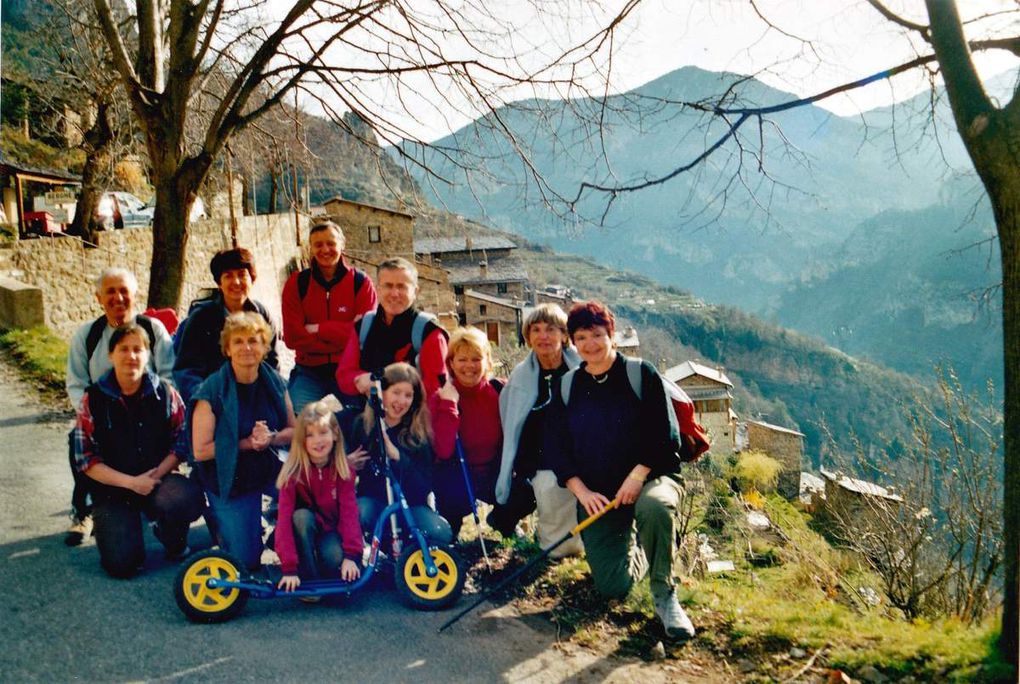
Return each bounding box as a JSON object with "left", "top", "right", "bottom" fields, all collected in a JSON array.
[{"left": 591, "top": 370, "right": 611, "bottom": 384}]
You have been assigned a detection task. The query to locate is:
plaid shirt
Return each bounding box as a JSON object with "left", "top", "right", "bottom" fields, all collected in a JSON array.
[{"left": 73, "top": 374, "right": 187, "bottom": 473}]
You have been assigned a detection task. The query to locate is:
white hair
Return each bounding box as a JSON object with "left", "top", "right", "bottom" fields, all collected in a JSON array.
[{"left": 95, "top": 267, "right": 138, "bottom": 295}]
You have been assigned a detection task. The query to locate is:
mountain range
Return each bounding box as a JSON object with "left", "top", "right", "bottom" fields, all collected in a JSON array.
[{"left": 403, "top": 65, "right": 1006, "bottom": 394}]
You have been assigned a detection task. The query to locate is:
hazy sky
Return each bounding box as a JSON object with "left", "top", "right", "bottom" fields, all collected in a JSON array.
[{"left": 274, "top": 0, "right": 1019, "bottom": 142}]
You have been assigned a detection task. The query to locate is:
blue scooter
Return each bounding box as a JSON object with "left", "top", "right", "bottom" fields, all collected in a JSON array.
[{"left": 174, "top": 383, "right": 465, "bottom": 623}]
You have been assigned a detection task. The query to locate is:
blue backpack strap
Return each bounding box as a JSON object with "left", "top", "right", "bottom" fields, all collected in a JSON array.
[
  {"left": 559, "top": 367, "right": 578, "bottom": 407},
  {"left": 358, "top": 310, "right": 376, "bottom": 349},
  {"left": 410, "top": 311, "right": 439, "bottom": 353},
  {"left": 624, "top": 355, "right": 643, "bottom": 400}
]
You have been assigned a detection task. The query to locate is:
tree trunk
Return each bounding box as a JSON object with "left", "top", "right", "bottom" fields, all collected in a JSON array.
[
  {"left": 241, "top": 173, "right": 252, "bottom": 216},
  {"left": 996, "top": 183, "right": 1020, "bottom": 664},
  {"left": 147, "top": 177, "right": 192, "bottom": 309},
  {"left": 268, "top": 170, "right": 279, "bottom": 214},
  {"left": 69, "top": 103, "right": 114, "bottom": 245}
]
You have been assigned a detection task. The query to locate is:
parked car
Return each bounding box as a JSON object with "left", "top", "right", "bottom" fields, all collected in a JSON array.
[{"left": 96, "top": 191, "right": 153, "bottom": 229}]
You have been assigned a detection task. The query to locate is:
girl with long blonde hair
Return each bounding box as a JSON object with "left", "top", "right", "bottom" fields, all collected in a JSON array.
[{"left": 274, "top": 401, "right": 365, "bottom": 597}]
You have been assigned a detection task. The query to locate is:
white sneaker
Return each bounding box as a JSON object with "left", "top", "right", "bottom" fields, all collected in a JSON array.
[
  {"left": 64, "top": 516, "right": 93, "bottom": 547},
  {"left": 653, "top": 589, "right": 696, "bottom": 641}
]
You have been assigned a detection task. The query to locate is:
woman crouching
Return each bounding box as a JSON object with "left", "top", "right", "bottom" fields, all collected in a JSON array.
[
  {"left": 72, "top": 323, "right": 203, "bottom": 577},
  {"left": 546, "top": 301, "right": 695, "bottom": 640},
  {"left": 190, "top": 312, "right": 295, "bottom": 570}
]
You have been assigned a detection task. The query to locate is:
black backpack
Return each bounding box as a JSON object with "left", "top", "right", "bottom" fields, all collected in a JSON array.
[{"left": 84, "top": 314, "right": 158, "bottom": 369}]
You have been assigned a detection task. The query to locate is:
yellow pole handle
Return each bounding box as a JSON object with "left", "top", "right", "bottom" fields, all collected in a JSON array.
[{"left": 570, "top": 497, "right": 621, "bottom": 536}]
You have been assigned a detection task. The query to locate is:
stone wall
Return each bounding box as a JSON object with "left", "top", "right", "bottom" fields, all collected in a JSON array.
[
  {"left": 745, "top": 421, "right": 803, "bottom": 499},
  {"left": 7, "top": 213, "right": 304, "bottom": 339}
]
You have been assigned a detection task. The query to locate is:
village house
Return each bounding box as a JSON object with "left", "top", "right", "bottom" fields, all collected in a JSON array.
[
  {"left": 464, "top": 289, "right": 524, "bottom": 345},
  {"left": 736, "top": 419, "right": 805, "bottom": 499},
  {"left": 665, "top": 360, "right": 737, "bottom": 450},
  {"left": 818, "top": 466, "right": 903, "bottom": 522},
  {"left": 533, "top": 283, "right": 574, "bottom": 309},
  {"left": 322, "top": 196, "right": 458, "bottom": 329},
  {"left": 614, "top": 326, "right": 640, "bottom": 357}
]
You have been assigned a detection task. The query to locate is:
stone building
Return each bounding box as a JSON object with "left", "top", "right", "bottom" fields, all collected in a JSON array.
[
  {"left": 324, "top": 196, "right": 414, "bottom": 261},
  {"left": 664, "top": 360, "right": 737, "bottom": 450},
  {"left": 819, "top": 467, "right": 903, "bottom": 521},
  {"left": 322, "top": 196, "right": 458, "bottom": 329},
  {"left": 463, "top": 289, "right": 524, "bottom": 345},
  {"left": 738, "top": 419, "right": 805, "bottom": 499},
  {"left": 444, "top": 257, "right": 528, "bottom": 302},
  {"left": 533, "top": 284, "right": 573, "bottom": 310},
  {"left": 415, "top": 235, "right": 516, "bottom": 261},
  {"left": 614, "top": 326, "right": 640, "bottom": 357}
]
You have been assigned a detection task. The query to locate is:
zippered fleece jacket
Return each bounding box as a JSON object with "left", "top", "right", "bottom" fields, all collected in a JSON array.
[
  {"left": 281, "top": 259, "right": 377, "bottom": 368},
  {"left": 275, "top": 463, "right": 363, "bottom": 575}
]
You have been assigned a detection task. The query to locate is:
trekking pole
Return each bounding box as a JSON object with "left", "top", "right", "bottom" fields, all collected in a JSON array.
[
  {"left": 439, "top": 497, "right": 620, "bottom": 632},
  {"left": 454, "top": 437, "right": 490, "bottom": 568},
  {"left": 370, "top": 378, "right": 402, "bottom": 557}
]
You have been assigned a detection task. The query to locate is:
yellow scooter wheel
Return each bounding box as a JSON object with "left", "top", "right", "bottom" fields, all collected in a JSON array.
[
  {"left": 173, "top": 549, "right": 250, "bottom": 623},
  {"left": 395, "top": 546, "right": 465, "bottom": 611}
]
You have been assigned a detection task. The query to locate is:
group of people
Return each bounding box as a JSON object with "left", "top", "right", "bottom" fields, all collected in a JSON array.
[{"left": 64, "top": 219, "right": 696, "bottom": 639}]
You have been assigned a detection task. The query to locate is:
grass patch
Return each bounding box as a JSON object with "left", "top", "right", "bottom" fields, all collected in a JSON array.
[{"left": 0, "top": 326, "right": 69, "bottom": 394}]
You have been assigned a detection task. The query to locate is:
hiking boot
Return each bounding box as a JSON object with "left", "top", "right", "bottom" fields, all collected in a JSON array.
[
  {"left": 64, "top": 516, "right": 93, "bottom": 547},
  {"left": 653, "top": 589, "right": 696, "bottom": 641}
]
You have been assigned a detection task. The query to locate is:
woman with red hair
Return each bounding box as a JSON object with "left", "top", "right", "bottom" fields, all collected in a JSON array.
[{"left": 546, "top": 300, "right": 695, "bottom": 641}]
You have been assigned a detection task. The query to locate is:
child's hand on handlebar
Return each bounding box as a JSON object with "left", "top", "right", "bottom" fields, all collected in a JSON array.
[
  {"left": 340, "top": 558, "right": 361, "bottom": 581},
  {"left": 278, "top": 574, "right": 301, "bottom": 592}
]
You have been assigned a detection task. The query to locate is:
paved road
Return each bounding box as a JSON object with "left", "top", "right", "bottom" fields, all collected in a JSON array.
[{"left": 0, "top": 359, "right": 692, "bottom": 683}]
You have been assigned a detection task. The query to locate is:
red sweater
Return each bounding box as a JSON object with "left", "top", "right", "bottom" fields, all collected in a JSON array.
[
  {"left": 281, "top": 259, "right": 377, "bottom": 367},
  {"left": 275, "top": 463, "right": 363, "bottom": 575},
  {"left": 429, "top": 378, "right": 503, "bottom": 470}
]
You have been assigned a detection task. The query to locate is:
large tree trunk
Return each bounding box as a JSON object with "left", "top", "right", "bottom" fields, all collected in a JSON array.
[
  {"left": 147, "top": 177, "right": 192, "bottom": 309},
  {"left": 69, "top": 103, "right": 114, "bottom": 245},
  {"left": 996, "top": 183, "right": 1020, "bottom": 663},
  {"left": 268, "top": 170, "right": 279, "bottom": 214}
]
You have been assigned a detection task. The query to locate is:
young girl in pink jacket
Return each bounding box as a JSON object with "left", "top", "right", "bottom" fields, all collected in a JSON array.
[{"left": 275, "top": 401, "right": 365, "bottom": 600}]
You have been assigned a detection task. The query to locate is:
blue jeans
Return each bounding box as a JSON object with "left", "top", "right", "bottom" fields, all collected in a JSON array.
[
  {"left": 291, "top": 508, "right": 346, "bottom": 579},
  {"left": 358, "top": 497, "right": 453, "bottom": 547},
  {"left": 288, "top": 364, "right": 341, "bottom": 415},
  {"left": 206, "top": 487, "right": 270, "bottom": 571}
]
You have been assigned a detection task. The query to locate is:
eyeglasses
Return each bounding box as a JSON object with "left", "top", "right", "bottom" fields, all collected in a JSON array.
[{"left": 530, "top": 374, "right": 555, "bottom": 412}]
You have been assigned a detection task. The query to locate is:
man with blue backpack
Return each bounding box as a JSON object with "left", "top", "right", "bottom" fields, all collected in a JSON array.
[{"left": 335, "top": 257, "right": 448, "bottom": 406}]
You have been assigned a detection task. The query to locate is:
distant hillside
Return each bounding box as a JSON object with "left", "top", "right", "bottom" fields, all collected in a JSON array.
[
  {"left": 515, "top": 243, "right": 921, "bottom": 463},
  {"left": 774, "top": 191, "right": 1002, "bottom": 394},
  {"left": 403, "top": 65, "right": 975, "bottom": 310}
]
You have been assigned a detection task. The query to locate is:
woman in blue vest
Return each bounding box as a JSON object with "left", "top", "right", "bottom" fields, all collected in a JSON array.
[
  {"left": 72, "top": 323, "right": 203, "bottom": 578},
  {"left": 190, "top": 312, "right": 295, "bottom": 570}
]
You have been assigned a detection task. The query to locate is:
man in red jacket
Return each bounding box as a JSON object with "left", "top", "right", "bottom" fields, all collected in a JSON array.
[
  {"left": 335, "top": 257, "right": 448, "bottom": 403},
  {"left": 282, "top": 221, "right": 377, "bottom": 413}
]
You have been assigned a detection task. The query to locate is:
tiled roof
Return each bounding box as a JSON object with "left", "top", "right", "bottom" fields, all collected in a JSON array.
[
  {"left": 323, "top": 196, "right": 414, "bottom": 218},
  {"left": 443, "top": 254, "right": 528, "bottom": 284},
  {"left": 746, "top": 419, "right": 804, "bottom": 437},
  {"left": 464, "top": 289, "right": 524, "bottom": 308},
  {"left": 664, "top": 360, "right": 733, "bottom": 387},
  {"left": 613, "top": 327, "right": 640, "bottom": 348},
  {"left": 415, "top": 235, "right": 517, "bottom": 254}
]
